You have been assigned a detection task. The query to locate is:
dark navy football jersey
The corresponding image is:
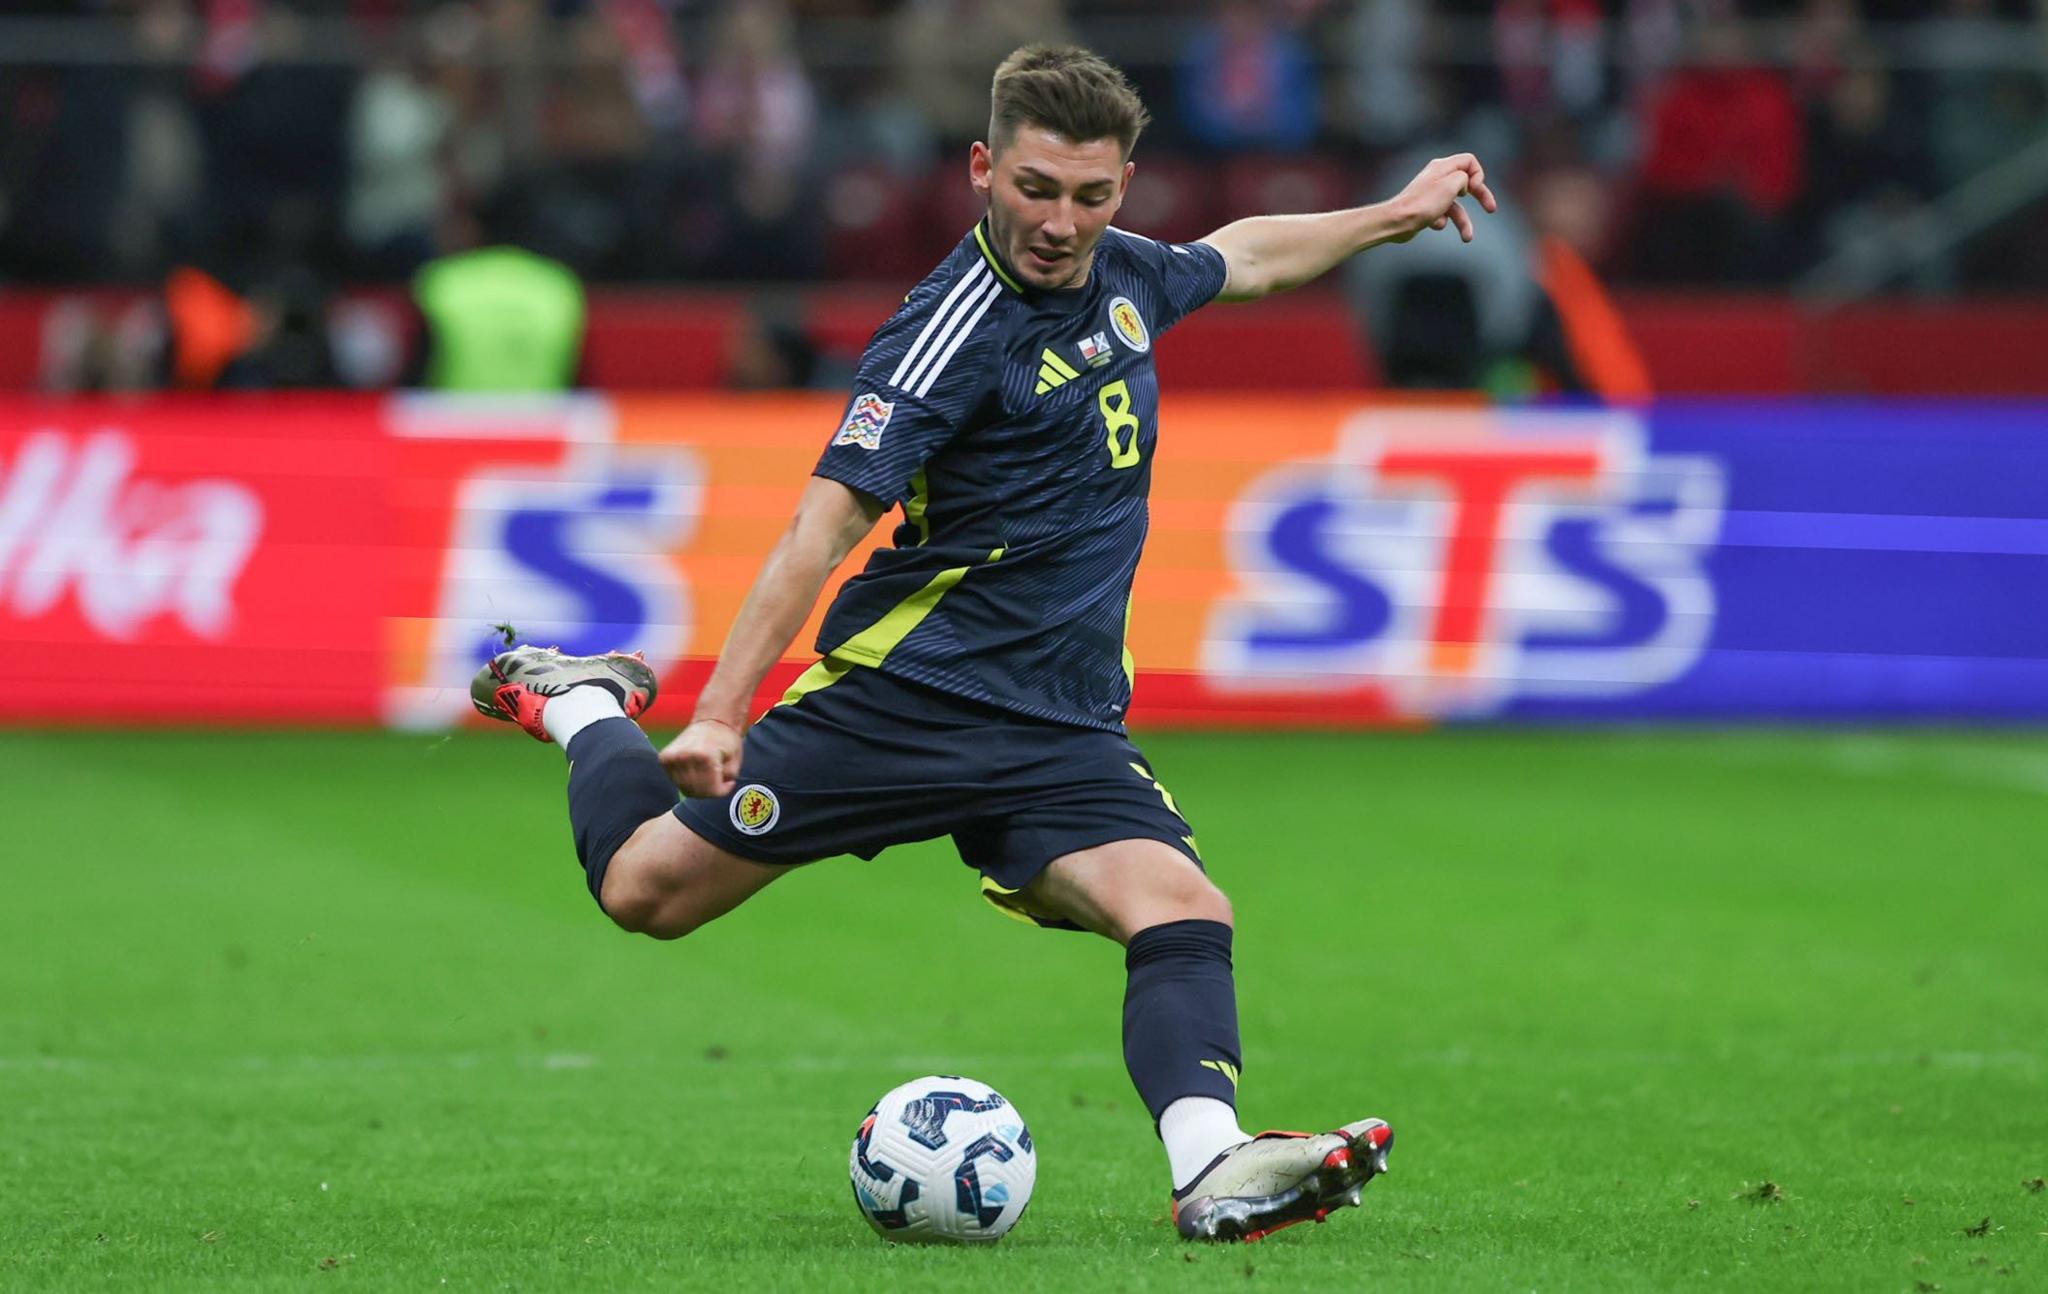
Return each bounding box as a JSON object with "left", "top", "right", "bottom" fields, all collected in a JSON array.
[{"left": 811, "top": 220, "right": 1228, "bottom": 731}]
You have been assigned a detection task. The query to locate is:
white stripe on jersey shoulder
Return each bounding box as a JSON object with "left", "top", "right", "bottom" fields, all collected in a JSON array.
[
  {"left": 889, "top": 262, "right": 992, "bottom": 389},
  {"left": 1107, "top": 225, "right": 1198, "bottom": 255},
  {"left": 910, "top": 272, "right": 1002, "bottom": 398},
  {"left": 1110, "top": 225, "right": 1179, "bottom": 250},
  {"left": 899, "top": 267, "right": 1001, "bottom": 398}
]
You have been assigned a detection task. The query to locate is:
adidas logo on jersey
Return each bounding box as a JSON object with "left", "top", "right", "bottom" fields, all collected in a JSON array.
[{"left": 1035, "top": 348, "right": 1080, "bottom": 395}]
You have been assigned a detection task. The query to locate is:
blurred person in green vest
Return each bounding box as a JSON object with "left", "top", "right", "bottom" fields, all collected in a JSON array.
[{"left": 407, "top": 224, "right": 587, "bottom": 392}]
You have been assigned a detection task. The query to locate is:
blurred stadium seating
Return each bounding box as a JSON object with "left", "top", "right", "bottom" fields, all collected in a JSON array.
[{"left": 1, "top": 1, "right": 2044, "bottom": 394}]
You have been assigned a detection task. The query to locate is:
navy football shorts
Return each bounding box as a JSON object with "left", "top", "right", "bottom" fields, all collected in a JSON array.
[{"left": 672, "top": 661, "right": 1202, "bottom": 930}]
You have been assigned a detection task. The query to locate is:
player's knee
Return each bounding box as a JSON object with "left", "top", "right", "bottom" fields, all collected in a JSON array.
[
  {"left": 600, "top": 882, "right": 657, "bottom": 936},
  {"left": 604, "top": 884, "right": 702, "bottom": 941},
  {"left": 1188, "top": 876, "right": 1234, "bottom": 928},
  {"left": 599, "top": 855, "right": 696, "bottom": 940},
  {"left": 632, "top": 909, "right": 703, "bottom": 942},
  {"left": 1137, "top": 865, "right": 1233, "bottom": 935}
]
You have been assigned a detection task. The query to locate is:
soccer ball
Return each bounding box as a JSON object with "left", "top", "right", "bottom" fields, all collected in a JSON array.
[{"left": 848, "top": 1075, "right": 1037, "bottom": 1243}]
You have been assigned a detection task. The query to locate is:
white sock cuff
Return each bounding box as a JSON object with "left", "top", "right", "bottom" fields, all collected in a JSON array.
[
  {"left": 1159, "top": 1095, "right": 1249, "bottom": 1192},
  {"left": 539, "top": 684, "right": 627, "bottom": 750}
]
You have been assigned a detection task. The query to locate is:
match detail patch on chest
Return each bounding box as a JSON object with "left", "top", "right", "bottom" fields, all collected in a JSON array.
[
  {"left": 834, "top": 392, "right": 894, "bottom": 450},
  {"left": 1108, "top": 297, "right": 1150, "bottom": 353},
  {"left": 1078, "top": 331, "right": 1115, "bottom": 368}
]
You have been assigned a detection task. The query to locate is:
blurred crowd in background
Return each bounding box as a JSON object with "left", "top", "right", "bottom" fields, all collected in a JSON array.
[
  {"left": 3, "top": 0, "right": 2044, "bottom": 395},
  {"left": 5, "top": 0, "right": 2046, "bottom": 290}
]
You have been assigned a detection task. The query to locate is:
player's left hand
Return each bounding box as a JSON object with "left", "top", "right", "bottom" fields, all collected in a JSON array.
[{"left": 1387, "top": 153, "right": 1497, "bottom": 244}]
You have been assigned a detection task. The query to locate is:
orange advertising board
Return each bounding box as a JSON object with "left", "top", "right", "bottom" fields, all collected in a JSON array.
[{"left": 19, "top": 392, "right": 2031, "bottom": 727}]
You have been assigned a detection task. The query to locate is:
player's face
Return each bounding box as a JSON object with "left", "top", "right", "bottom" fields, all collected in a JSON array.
[{"left": 971, "top": 126, "right": 1133, "bottom": 291}]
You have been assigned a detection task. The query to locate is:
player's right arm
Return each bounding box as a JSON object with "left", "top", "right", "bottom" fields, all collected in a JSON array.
[
  {"left": 658, "top": 476, "right": 884, "bottom": 797},
  {"left": 658, "top": 274, "right": 994, "bottom": 797}
]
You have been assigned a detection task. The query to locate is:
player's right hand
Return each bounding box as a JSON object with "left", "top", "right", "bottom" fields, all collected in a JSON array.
[{"left": 659, "top": 718, "right": 744, "bottom": 797}]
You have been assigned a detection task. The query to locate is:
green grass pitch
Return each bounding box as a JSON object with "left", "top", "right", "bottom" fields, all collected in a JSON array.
[{"left": 4, "top": 727, "right": 2045, "bottom": 1291}]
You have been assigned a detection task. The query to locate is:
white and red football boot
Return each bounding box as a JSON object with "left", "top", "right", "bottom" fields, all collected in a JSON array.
[{"left": 1171, "top": 1118, "right": 1393, "bottom": 1242}]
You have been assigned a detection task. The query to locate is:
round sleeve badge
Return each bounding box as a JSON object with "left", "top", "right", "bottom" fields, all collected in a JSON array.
[
  {"left": 1108, "top": 296, "right": 1150, "bottom": 353},
  {"left": 730, "top": 784, "right": 781, "bottom": 835}
]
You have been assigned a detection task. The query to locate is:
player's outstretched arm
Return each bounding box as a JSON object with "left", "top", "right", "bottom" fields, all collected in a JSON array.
[
  {"left": 658, "top": 476, "right": 885, "bottom": 797},
  {"left": 1198, "top": 153, "right": 1498, "bottom": 302}
]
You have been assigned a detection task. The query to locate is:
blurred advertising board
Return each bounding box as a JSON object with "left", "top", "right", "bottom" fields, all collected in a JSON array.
[{"left": 4, "top": 395, "right": 2044, "bottom": 726}]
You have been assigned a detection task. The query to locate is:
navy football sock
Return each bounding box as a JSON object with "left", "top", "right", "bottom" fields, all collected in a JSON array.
[
  {"left": 564, "top": 717, "right": 680, "bottom": 904},
  {"left": 1122, "top": 918, "right": 1243, "bottom": 1126}
]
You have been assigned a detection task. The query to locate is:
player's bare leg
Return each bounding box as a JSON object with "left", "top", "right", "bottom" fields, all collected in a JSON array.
[
  {"left": 601, "top": 812, "right": 794, "bottom": 939},
  {"left": 1022, "top": 839, "right": 1393, "bottom": 1242},
  {"left": 471, "top": 644, "right": 791, "bottom": 938},
  {"left": 1020, "top": 838, "right": 1231, "bottom": 941}
]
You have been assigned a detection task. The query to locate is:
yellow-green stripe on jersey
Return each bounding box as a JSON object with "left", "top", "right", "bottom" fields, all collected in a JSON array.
[{"left": 781, "top": 547, "right": 1006, "bottom": 706}]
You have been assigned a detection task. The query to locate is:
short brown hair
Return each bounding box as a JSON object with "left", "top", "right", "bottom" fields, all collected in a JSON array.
[{"left": 988, "top": 46, "right": 1150, "bottom": 160}]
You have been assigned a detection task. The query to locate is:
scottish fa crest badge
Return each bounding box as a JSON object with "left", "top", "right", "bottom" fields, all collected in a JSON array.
[
  {"left": 1107, "top": 297, "right": 1150, "bottom": 353},
  {"left": 730, "top": 784, "right": 782, "bottom": 835}
]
